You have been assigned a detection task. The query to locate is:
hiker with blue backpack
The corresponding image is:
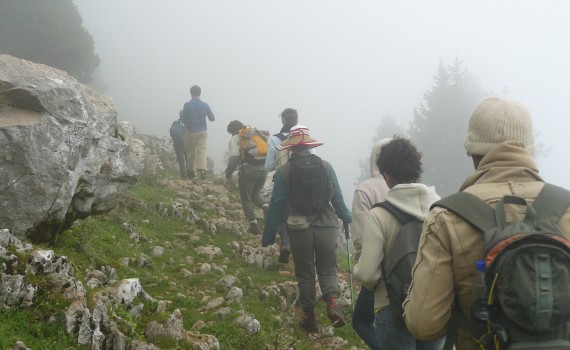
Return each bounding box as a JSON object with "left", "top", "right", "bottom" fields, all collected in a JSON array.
[
  {"left": 403, "top": 97, "right": 570, "bottom": 350},
  {"left": 224, "top": 120, "right": 269, "bottom": 236},
  {"left": 169, "top": 111, "right": 187, "bottom": 179},
  {"left": 261, "top": 125, "right": 352, "bottom": 333},
  {"left": 353, "top": 136, "right": 444, "bottom": 350}
]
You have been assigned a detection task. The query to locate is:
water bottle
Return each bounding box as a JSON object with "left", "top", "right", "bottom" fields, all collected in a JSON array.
[{"left": 471, "top": 259, "right": 490, "bottom": 323}]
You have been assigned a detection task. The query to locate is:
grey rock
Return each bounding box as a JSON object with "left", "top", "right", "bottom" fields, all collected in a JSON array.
[
  {"left": 195, "top": 245, "right": 222, "bottom": 260},
  {"left": 217, "top": 307, "right": 233, "bottom": 319},
  {"left": 235, "top": 315, "right": 261, "bottom": 334},
  {"left": 113, "top": 278, "right": 153, "bottom": 305},
  {"left": 217, "top": 275, "right": 237, "bottom": 290},
  {"left": 226, "top": 286, "right": 243, "bottom": 305},
  {"left": 0, "top": 54, "right": 143, "bottom": 242},
  {"left": 85, "top": 278, "right": 103, "bottom": 289},
  {"left": 87, "top": 270, "right": 108, "bottom": 285},
  {"left": 155, "top": 300, "right": 171, "bottom": 313},
  {"left": 77, "top": 307, "right": 93, "bottom": 344},
  {"left": 131, "top": 340, "right": 160, "bottom": 350},
  {"left": 199, "top": 263, "right": 211, "bottom": 274},
  {"left": 151, "top": 246, "right": 164, "bottom": 256},
  {"left": 10, "top": 341, "right": 31, "bottom": 350},
  {"left": 0, "top": 274, "right": 36, "bottom": 308},
  {"left": 205, "top": 297, "right": 224, "bottom": 310}
]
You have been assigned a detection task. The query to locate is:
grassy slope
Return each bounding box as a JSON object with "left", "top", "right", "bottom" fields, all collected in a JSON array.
[{"left": 0, "top": 173, "right": 366, "bottom": 350}]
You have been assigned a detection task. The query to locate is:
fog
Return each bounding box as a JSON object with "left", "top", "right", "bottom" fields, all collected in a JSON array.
[{"left": 75, "top": 0, "right": 570, "bottom": 202}]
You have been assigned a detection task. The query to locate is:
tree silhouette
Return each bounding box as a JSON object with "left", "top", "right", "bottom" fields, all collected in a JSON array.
[
  {"left": 408, "top": 59, "right": 486, "bottom": 196},
  {"left": 0, "top": 0, "right": 100, "bottom": 83}
]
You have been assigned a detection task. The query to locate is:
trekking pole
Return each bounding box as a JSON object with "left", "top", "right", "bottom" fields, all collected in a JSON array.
[{"left": 343, "top": 221, "right": 355, "bottom": 312}]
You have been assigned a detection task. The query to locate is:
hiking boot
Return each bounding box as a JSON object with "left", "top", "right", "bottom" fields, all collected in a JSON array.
[
  {"left": 325, "top": 296, "right": 345, "bottom": 327},
  {"left": 249, "top": 221, "right": 262, "bottom": 235},
  {"left": 277, "top": 247, "right": 290, "bottom": 264},
  {"left": 199, "top": 170, "right": 208, "bottom": 180},
  {"left": 299, "top": 309, "right": 318, "bottom": 333},
  {"left": 187, "top": 171, "right": 196, "bottom": 180}
]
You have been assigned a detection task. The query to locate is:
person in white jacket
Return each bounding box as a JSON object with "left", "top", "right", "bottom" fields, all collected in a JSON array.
[
  {"left": 353, "top": 136, "right": 444, "bottom": 350},
  {"left": 351, "top": 138, "right": 391, "bottom": 350}
]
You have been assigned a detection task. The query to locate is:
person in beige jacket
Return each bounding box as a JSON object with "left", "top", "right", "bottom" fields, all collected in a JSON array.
[
  {"left": 351, "top": 138, "right": 390, "bottom": 350},
  {"left": 403, "top": 97, "right": 570, "bottom": 349},
  {"left": 353, "top": 136, "right": 443, "bottom": 349}
]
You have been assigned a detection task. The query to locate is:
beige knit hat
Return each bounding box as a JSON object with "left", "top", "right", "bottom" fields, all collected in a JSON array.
[{"left": 464, "top": 97, "right": 535, "bottom": 156}]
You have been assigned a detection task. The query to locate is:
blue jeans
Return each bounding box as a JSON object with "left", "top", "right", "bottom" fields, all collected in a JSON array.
[
  {"left": 353, "top": 287, "right": 380, "bottom": 350},
  {"left": 375, "top": 307, "right": 445, "bottom": 350}
]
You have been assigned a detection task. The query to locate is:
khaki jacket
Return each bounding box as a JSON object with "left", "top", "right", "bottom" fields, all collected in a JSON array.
[{"left": 403, "top": 141, "right": 570, "bottom": 349}]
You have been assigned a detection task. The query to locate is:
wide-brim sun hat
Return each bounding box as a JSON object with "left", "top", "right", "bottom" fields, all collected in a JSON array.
[{"left": 277, "top": 125, "right": 323, "bottom": 150}]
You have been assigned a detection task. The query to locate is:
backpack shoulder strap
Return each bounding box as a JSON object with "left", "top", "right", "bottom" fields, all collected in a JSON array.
[
  {"left": 431, "top": 192, "right": 496, "bottom": 232},
  {"left": 274, "top": 132, "right": 287, "bottom": 141},
  {"left": 532, "top": 183, "right": 570, "bottom": 221},
  {"left": 373, "top": 201, "right": 416, "bottom": 224}
]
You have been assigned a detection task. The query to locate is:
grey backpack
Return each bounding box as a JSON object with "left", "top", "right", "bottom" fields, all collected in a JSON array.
[
  {"left": 374, "top": 201, "right": 423, "bottom": 328},
  {"left": 434, "top": 183, "right": 570, "bottom": 350}
]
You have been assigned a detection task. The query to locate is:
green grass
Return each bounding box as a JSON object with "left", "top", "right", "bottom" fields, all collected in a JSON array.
[
  {"left": 1, "top": 175, "right": 367, "bottom": 349},
  {"left": 0, "top": 308, "right": 84, "bottom": 350}
]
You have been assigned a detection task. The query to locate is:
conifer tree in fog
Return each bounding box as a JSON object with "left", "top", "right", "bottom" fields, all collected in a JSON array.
[
  {"left": 355, "top": 114, "right": 404, "bottom": 184},
  {"left": 408, "top": 59, "right": 486, "bottom": 196},
  {"left": 0, "top": 0, "right": 100, "bottom": 83}
]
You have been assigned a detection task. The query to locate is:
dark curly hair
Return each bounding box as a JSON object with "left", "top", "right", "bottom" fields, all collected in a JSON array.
[
  {"left": 227, "top": 120, "right": 244, "bottom": 134},
  {"left": 376, "top": 136, "right": 422, "bottom": 184}
]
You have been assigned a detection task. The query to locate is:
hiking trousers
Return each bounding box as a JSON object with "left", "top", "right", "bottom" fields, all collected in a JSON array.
[
  {"left": 289, "top": 226, "right": 340, "bottom": 308},
  {"left": 185, "top": 130, "right": 208, "bottom": 173},
  {"left": 238, "top": 169, "right": 268, "bottom": 221},
  {"left": 353, "top": 286, "right": 380, "bottom": 350},
  {"left": 375, "top": 307, "right": 445, "bottom": 350},
  {"left": 173, "top": 141, "right": 187, "bottom": 179}
]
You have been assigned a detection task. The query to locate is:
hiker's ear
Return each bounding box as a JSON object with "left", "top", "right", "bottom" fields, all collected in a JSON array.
[{"left": 383, "top": 173, "right": 396, "bottom": 189}]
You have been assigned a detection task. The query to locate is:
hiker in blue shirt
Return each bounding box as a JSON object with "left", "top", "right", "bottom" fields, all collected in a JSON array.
[{"left": 181, "top": 85, "right": 215, "bottom": 179}]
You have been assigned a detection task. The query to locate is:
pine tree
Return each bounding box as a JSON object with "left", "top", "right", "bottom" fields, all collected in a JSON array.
[
  {"left": 408, "top": 59, "right": 486, "bottom": 196},
  {"left": 0, "top": 0, "right": 100, "bottom": 83}
]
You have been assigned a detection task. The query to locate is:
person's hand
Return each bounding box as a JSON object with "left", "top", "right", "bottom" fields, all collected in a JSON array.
[{"left": 223, "top": 177, "right": 229, "bottom": 188}]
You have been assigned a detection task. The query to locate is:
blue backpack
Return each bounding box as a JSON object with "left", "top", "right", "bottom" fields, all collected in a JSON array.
[{"left": 169, "top": 119, "right": 185, "bottom": 145}]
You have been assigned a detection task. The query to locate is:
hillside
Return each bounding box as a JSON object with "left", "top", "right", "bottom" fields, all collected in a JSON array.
[{"left": 0, "top": 159, "right": 366, "bottom": 349}]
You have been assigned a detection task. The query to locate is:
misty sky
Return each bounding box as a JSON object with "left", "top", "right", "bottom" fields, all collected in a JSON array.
[{"left": 75, "top": 0, "right": 570, "bottom": 201}]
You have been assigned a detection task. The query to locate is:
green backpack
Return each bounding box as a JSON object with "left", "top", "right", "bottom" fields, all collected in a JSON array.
[{"left": 433, "top": 183, "right": 570, "bottom": 350}]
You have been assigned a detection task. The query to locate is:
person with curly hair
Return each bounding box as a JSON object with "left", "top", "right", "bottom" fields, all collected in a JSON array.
[{"left": 353, "top": 136, "right": 444, "bottom": 349}]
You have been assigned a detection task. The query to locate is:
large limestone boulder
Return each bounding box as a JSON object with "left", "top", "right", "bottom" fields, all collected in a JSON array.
[{"left": 0, "top": 54, "right": 143, "bottom": 241}]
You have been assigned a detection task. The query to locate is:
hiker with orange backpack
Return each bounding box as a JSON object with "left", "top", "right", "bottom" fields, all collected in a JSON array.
[{"left": 224, "top": 120, "right": 270, "bottom": 235}]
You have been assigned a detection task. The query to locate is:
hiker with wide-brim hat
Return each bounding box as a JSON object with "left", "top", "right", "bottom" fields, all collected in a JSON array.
[{"left": 262, "top": 125, "right": 352, "bottom": 333}]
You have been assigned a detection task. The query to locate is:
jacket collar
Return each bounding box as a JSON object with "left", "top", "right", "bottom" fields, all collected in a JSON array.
[{"left": 460, "top": 141, "right": 542, "bottom": 191}]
